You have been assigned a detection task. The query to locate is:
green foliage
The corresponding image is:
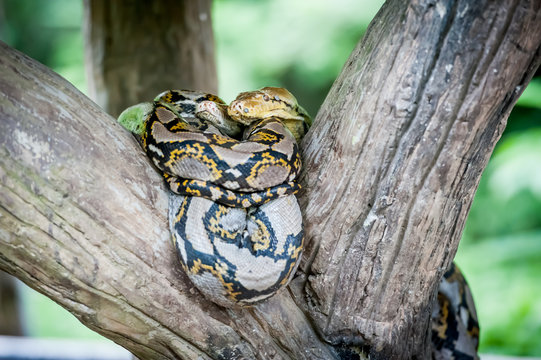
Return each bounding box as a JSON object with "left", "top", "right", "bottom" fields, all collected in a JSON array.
[
  {"left": 463, "top": 129, "right": 541, "bottom": 240},
  {"left": 1, "top": 0, "right": 541, "bottom": 356},
  {"left": 213, "top": 0, "right": 383, "bottom": 115},
  {"left": 456, "top": 231, "right": 541, "bottom": 356},
  {"left": 19, "top": 284, "right": 102, "bottom": 340},
  {"left": 0, "top": 0, "right": 85, "bottom": 91},
  {"left": 517, "top": 78, "right": 541, "bottom": 109},
  {"left": 457, "top": 126, "right": 541, "bottom": 356}
]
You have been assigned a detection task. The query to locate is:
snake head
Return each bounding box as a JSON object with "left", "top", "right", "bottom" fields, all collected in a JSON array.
[
  {"left": 228, "top": 87, "right": 312, "bottom": 142},
  {"left": 195, "top": 100, "right": 242, "bottom": 137}
]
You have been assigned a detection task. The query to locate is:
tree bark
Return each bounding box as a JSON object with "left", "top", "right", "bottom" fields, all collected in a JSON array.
[
  {"left": 0, "top": 0, "right": 540, "bottom": 359},
  {"left": 83, "top": 0, "right": 217, "bottom": 117},
  {"left": 296, "top": 0, "right": 541, "bottom": 358}
]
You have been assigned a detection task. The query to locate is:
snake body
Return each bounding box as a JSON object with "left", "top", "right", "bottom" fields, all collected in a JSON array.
[
  {"left": 119, "top": 87, "right": 307, "bottom": 307},
  {"left": 432, "top": 263, "right": 480, "bottom": 360}
]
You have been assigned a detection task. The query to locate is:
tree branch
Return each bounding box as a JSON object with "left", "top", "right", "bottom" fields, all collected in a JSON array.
[{"left": 296, "top": 0, "right": 541, "bottom": 357}]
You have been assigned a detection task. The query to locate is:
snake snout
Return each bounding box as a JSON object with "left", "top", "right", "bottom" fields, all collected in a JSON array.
[
  {"left": 228, "top": 101, "right": 253, "bottom": 125},
  {"left": 228, "top": 101, "right": 242, "bottom": 115}
]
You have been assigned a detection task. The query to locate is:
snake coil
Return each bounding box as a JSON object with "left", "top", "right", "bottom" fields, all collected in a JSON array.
[{"left": 119, "top": 87, "right": 309, "bottom": 307}]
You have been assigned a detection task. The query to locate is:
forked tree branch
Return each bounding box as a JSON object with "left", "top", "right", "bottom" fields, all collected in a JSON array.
[{"left": 0, "top": 0, "right": 540, "bottom": 359}]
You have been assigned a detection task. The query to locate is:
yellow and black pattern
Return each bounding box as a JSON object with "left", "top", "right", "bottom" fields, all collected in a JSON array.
[
  {"left": 119, "top": 87, "right": 309, "bottom": 307},
  {"left": 168, "top": 193, "right": 303, "bottom": 306},
  {"left": 143, "top": 103, "right": 302, "bottom": 193},
  {"left": 164, "top": 174, "right": 301, "bottom": 208},
  {"left": 431, "top": 263, "right": 480, "bottom": 360}
]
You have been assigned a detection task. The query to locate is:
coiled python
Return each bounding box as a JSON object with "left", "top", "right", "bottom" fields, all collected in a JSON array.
[
  {"left": 118, "top": 87, "right": 478, "bottom": 359},
  {"left": 118, "top": 87, "right": 309, "bottom": 307}
]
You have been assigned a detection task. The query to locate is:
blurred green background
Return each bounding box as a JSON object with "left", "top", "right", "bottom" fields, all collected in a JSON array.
[{"left": 1, "top": 0, "right": 540, "bottom": 356}]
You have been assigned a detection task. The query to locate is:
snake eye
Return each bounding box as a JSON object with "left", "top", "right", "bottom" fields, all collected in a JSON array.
[
  {"left": 243, "top": 107, "right": 249, "bottom": 113},
  {"left": 263, "top": 95, "right": 270, "bottom": 101}
]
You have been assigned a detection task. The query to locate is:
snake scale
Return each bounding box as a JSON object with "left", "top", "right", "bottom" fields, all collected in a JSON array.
[{"left": 118, "top": 87, "right": 479, "bottom": 359}]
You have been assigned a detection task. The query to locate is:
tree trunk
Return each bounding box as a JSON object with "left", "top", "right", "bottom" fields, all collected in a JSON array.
[
  {"left": 83, "top": 0, "right": 217, "bottom": 116},
  {"left": 296, "top": 0, "right": 541, "bottom": 357},
  {"left": 0, "top": 0, "right": 540, "bottom": 359},
  {"left": 0, "top": 272, "right": 24, "bottom": 336}
]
